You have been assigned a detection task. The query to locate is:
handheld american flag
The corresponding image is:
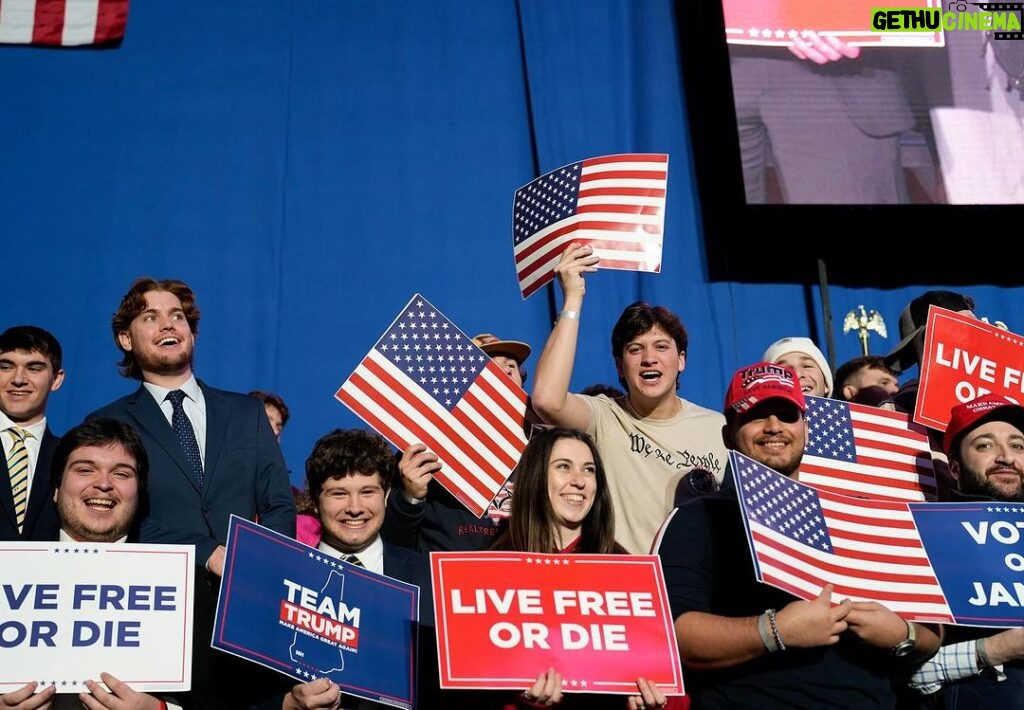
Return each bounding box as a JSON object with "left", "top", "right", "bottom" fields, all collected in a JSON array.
[
  {"left": 0, "top": 0, "right": 129, "bottom": 46},
  {"left": 732, "top": 450, "right": 953, "bottom": 622},
  {"left": 512, "top": 153, "right": 668, "bottom": 299},
  {"left": 335, "top": 294, "right": 529, "bottom": 518},
  {"left": 800, "top": 395, "right": 937, "bottom": 502}
]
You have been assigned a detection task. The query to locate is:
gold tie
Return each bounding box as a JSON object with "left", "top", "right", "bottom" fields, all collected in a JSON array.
[{"left": 6, "top": 428, "right": 33, "bottom": 535}]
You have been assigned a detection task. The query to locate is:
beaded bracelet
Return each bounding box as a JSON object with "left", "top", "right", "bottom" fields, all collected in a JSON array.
[{"left": 766, "top": 608, "right": 786, "bottom": 652}]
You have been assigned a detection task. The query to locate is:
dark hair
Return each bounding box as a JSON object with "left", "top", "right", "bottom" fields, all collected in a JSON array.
[
  {"left": 492, "top": 427, "right": 620, "bottom": 554},
  {"left": 51, "top": 419, "right": 149, "bottom": 495},
  {"left": 833, "top": 355, "right": 897, "bottom": 401},
  {"left": 305, "top": 429, "right": 395, "bottom": 502},
  {"left": 0, "top": 325, "right": 63, "bottom": 373},
  {"left": 580, "top": 383, "right": 626, "bottom": 399},
  {"left": 610, "top": 302, "right": 688, "bottom": 391},
  {"left": 111, "top": 278, "right": 201, "bottom": 380},
  {"left": 248, "top": 390, "right": 290, "bottom": 426}
]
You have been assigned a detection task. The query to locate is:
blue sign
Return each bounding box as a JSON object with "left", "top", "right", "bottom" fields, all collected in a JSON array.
[
  {"left": 212, "top": 516, "right": 419, "bottom": 709},
  {"left": 910, "top": 501, "right": 1024, "bottom": 627}
]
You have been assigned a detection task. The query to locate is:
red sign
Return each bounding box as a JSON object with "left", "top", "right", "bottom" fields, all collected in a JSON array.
[
  {"left": 916, "top": 307, "right": 1024, "bottom": 430},
  {"left": 431, "top": 552, "right": 684, "bottom": 695},
  {"left": 722, "top": 0, "right": 943, "bottom": 47}
]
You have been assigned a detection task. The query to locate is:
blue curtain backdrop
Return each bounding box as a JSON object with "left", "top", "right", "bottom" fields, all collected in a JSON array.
[{"left": 1, "top": 0, "right": 1020, "bottom": 485}]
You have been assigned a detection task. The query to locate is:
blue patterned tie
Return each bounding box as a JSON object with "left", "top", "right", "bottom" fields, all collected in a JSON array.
[{"left": 166, "top": 390, "right": 204, "bottom": 487}]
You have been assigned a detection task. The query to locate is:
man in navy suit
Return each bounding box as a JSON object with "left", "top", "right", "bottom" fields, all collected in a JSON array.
[
  {"left": 0, "top": 325, "right": 64, "bottom": 542},
  {"left": 88, "top": 277, "right": 296, "bottom": 709},
  {"left": 276, "top": 428, "right": 441, "bottom": 710},
  {"left": 89, "top": 277, "right": 295, "bottom": 571}
]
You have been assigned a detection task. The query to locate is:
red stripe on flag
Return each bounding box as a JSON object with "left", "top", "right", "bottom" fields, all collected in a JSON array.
[
  {"left": 580, "top": 169, "right": 668, "bottom": 181},
  {"left": 576, "top": 204, "right": 663, "bottom": 216},
  {"left": 33, "top": 0, "right": 66, "bottom": 45},
  {"left": 95, "top": 0, "right": 130, "bottom": 43},
  {"left": 583, "top": 154, "right": 669, "bottom": 166},
  {"left": 578, "top": 186, "right": 667, "bottom": 199}
]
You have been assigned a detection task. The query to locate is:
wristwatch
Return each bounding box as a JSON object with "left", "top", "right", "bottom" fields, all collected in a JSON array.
[{"left": 890, "top": 619, "right": 917, "bottom": 657}]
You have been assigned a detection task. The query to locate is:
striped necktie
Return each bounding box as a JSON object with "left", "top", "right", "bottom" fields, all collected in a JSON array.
[
  {"left": 341, "top": 553, "right": 364, "bottom": 568},
  {"left": 6, "top": 428, "right": 33, "bottom": 535}
]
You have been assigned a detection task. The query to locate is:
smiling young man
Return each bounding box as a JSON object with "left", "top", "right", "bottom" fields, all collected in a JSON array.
[
  {"left": 654, "top": 362, "right": 940, "bottom": 709},
  {"left": 0, "top": 325, "right": 64, "bottom": 542},
  {"left": 0, "top": 418, "right": 189, "bottom": 710},
  {"left": 87, "top": 277, "right": 296, "bottom": 710},
  {"left": 294, "top": 428, "right": 440, "bottom": 710},
  {"left": 530, "top": 244, "right": 727, "bottom": 554},
  {"left": 89, "top": 278, "right": 295, "bottom": 571}
]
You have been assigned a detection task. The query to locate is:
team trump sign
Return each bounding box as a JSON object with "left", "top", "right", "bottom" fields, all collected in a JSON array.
[{"left": 431, "top": 552, "right": 683, "bottom": 695}]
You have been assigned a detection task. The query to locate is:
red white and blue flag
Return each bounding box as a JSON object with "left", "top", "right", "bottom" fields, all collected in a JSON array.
[
  {"left": 335, "top": 294, "right": 529, "bottom": 518},
  {"left": 0, "top": 0, "right": 129, "bottom": 46},
  {"left": 512, "top": 153, "right": 668, "bottom": 299},
  {"left": 800, "top": 395, "right": 937, "bottom": 502},
  {"left": 733, "top": 450, "right": 953, "bottom": 622}
]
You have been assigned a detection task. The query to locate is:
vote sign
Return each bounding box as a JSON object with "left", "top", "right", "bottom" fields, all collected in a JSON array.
[{"left": 431, "top": 551, "right": 683, "bottom": 694}]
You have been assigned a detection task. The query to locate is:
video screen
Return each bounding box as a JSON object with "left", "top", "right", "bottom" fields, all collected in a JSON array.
[{"left": 720, "top": 0, "right": 1024, "bottom": 205}]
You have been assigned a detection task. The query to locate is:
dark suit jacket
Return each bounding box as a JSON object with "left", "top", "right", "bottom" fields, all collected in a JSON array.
[
  {"left": 0, "top": 427, "right": 59, "bottom": 541},
  {"left": 88, "top": 381, "right": 296, "bottom": 563}
]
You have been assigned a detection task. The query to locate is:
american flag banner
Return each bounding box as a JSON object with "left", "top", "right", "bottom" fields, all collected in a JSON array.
[
  {"left": 800, "top": 395, "right": 937, "bottom": 502},
  {"left": 0, "top": 0, "right": 129, "bottom": 46},
  {"left": 732, "top": 450, "right": 954, "bottom": 622},
  {"left": 512, "top": 153, "right": 668, "bottom": 299},
  {"left": 335, "top": 294, "right": 529, "bottom": 519}
]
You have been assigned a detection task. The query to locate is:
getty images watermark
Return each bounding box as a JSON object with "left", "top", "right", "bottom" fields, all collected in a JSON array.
[{"left": 871, "top": 2, "right": 1024, "bottom": 38}]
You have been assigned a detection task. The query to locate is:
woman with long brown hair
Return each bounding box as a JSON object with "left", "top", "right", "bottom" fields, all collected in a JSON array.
[{"left": 472, "top": 427, "right": 670, "bottom": 710}]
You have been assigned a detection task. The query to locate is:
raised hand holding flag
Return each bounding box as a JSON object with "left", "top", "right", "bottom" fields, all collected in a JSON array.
[{"left": 512, "top": 153, "right": 668, "bottom": 299}]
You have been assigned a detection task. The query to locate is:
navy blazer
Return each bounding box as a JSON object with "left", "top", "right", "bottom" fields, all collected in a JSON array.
[
  {"left": 88, "top": 381, "right": 296, "bottom": 562},
  {"left": 0, "top": 427, "right": 59, "bottom": 541}
]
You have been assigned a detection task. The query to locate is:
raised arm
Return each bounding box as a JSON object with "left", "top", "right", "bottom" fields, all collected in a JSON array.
[
  {"left": 382, "top": 443, "right": 441, "bottom": 551},
  {"left": 530, "top": 244, "right": 600, "bottom": 432}
]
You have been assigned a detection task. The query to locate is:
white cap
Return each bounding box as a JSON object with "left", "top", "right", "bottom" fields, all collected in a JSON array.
[{"left": 761, "top": 337, "right": 833, "bottom": 397}]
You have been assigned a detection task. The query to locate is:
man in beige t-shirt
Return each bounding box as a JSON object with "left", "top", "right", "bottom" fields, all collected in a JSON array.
[{"left": 531, "top": 244, "right": 726, "bottom": 554}]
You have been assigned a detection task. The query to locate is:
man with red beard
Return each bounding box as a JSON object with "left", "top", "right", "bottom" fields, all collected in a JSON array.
[
  {"left": 88, "top": 278, "right": 295, "bottom": 710},
  {"left": 907, "top": 395, "right": 1024, "bottom": 705}
]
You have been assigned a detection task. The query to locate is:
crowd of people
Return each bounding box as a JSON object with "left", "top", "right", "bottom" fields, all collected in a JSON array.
[{"left": 1, "top": 261, "right": 1020, "bottom": 709}]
